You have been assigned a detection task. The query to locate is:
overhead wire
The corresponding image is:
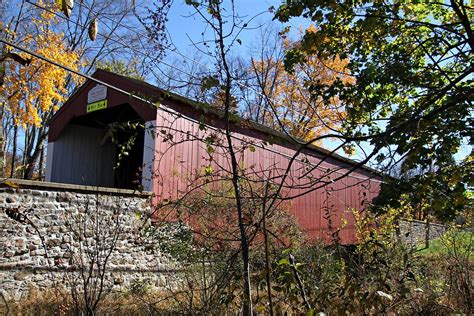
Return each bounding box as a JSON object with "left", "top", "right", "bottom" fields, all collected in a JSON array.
[
  {"left": 28, "top": 0, "right": 325, "bottom": 136},
  {"left": 24, "top": 0, "right": 364, "bottom": 155},
  {"left": 1, "top": 36, "right": 383, "bottom": 184},
  {"left": 30, "top": 0, "right": 388, "bottom": 169},
  {"left": 25, "top": 0, "right": 204, "bottom": 86},
  {"left": 3, "top": 4, "right": 384, "bottom": 183}
]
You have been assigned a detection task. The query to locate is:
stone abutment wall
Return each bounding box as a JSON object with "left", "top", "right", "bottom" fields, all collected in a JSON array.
[
  {"left": 0, "top": 179, "right": 177, "bottom": 302},
  {"left": 0, "top": 179, "right": 451, "bottom": 303},
  {"left": 398, "top": 219, "right": 447, "bottom": 246}
]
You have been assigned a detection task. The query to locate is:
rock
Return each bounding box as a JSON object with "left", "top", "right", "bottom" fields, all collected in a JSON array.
[
  {"left": 15, "top": 239, "right": 26, "bottom": 248},
  {"left": 15, "top": 249, "right": 29, "bottom": 255},
  {"left": 14, "top": 271, "right": 29, "bottom": 281},
  {"left": 57, "top": 192, "right": 73, "bottom": 202},
  {"left": 31, "top": 249, "right": 45, "bottom": 256},
  {"left": 6, "top": 197, "right": 15, "bottom": 203},
  {"left": 113, "top": 274, "right": 124, "bottom": 285},
  {"left": 4, "top": 251, "right": 15, "bottom": 258},
  {"left": 43, "top": 202, "right": 57, "bottom": 210},
  {"left": 46, "top": 239, "right": 60, "bottom": 247},
  {"left": 0, "top": 185, "right": 174, "bottom": 301}
]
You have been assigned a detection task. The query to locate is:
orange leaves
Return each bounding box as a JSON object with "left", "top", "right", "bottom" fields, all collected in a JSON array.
[
  {"left": 0, "top": 9, "right": 82, "bottom": 127},
  {"left": 253, "top": 25, "right": 354, "bottom": 143}
]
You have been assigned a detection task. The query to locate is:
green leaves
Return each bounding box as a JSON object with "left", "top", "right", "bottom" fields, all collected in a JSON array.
[
  {"left": 274, "top": 3, "right": 305, "bottom": 22},
  {"left": 200, "top": 75, "right": 220, "bottom": 93},
  {"left": 275, "top": 0, "right": 473, "bottom": 221},
  {"left": 184, "top": 0, "right": 200, "bottom": 7},
  {"left": 206, "top": 145, "right": 215, "bottom": 154},
  {"left": 204, "top": 165, "right": 213, "bottom": 176},
  {"left": 277, "top": 257, "right": 290, "bottom": 266},
  {"left": 283, "top": 48, "right": 305, "bottom": 73}
]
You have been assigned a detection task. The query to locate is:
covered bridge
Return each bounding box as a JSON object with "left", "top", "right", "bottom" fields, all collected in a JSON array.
[{"left": 45, "top": 69, "right": 382, "bottom": 244}]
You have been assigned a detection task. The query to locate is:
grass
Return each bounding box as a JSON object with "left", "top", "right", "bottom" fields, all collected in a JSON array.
[{"left": 418, "top": 229, "right": 473, "bottom": 260}]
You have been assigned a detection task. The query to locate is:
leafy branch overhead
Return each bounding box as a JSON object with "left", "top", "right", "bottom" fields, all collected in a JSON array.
[
  {"left": 250, "top": 25, "right": 354, "bottom": 143},
  {"left": 0, "top": 5, "right": 83, "bottom": 127},
  {"left": 275, "top": 0, "right": 473, "bottom": 221}
]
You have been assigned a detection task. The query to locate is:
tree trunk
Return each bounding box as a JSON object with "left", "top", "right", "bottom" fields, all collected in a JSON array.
[
  {"left": 213, "top": 3, "right": 253, "bottom": 313},
  {"left": 21, "top": 127, "right": 29, "bottom": 178},
  {"left": 38, "top": 142, "right": 45, "bottom": 180},
  {"left": 425, "top": 216, "right": 431, "bottom": 249},
  {"left": 10, "top": 125, "right": 17, "bottom": 178},
  {"left": 23, "top": 130, "right": 46, "bottom": 180},
  {"left": 0, "top": 120, "right": 3, "bottom": 178},
  {"left": 261, "top": 180, "right": 274, "bottom": 315},
  {"left": 262, "top": 208, "right": 274, "bottom": 316}
]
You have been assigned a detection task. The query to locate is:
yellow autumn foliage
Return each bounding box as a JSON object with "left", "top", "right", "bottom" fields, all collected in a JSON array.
[
  {"left": 253, "top": 25, "right": 355, "bottom": 142},
  {"left": 0, "top": 4, "right": 82, "bottom": 127}
]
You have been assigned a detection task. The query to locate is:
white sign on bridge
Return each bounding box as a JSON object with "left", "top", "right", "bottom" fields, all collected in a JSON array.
[{"left": 87, "top": 84, "right": 107, "bottom": 104}]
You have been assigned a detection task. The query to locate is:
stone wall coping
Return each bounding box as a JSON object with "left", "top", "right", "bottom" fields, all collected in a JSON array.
[
  {"left": 0, "top": 263, "right": 180, "bottom": 273},
  {"left": 400, "top": 218, "right": 447, "bottom": 228},
  {"left": 0, "top": 178, "right": 153, "bottom": 197}
]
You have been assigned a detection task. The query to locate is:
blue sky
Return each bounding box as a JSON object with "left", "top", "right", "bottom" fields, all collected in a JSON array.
[
  {"left": 160, "top": 1, "right": 385, "bottom": 166},
  {"left": 162, "top": 0, "right": 309, "bottom": 59},
  {"left": 159, "top": 1, "right": 471, "bottom": 168}
]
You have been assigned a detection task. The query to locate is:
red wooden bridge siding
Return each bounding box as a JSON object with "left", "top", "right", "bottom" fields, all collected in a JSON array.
[
  {"left": 47, "top": 70, "right": 382, "bottom": 245},
  {"left": 152, "top": 105, "right": 382, "bottom": 245}
]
